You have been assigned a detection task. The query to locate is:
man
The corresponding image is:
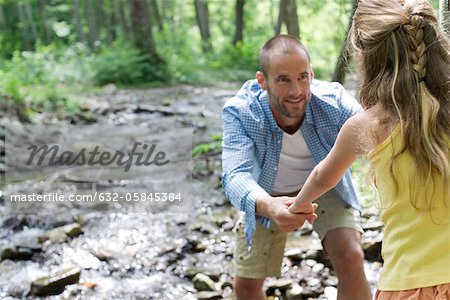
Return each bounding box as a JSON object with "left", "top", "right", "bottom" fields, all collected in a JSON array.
[{"left": 222, "top": 35, "right": 371, "bottom": 300}]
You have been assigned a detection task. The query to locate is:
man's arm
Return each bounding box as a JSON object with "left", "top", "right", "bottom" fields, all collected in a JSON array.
[{"left": 222, "top": 101, "right": 317, "bottom": 231}]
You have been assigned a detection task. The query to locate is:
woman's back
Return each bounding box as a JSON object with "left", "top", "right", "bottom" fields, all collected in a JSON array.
[{"left": 363, "top": 116, "right": 450, "bottom": 290}]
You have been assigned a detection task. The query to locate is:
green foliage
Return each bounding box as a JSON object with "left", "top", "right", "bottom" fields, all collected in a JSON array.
[
  {"left": 93, "top": 41, "right": 147, "bottom": 85},
  {"left": 93, "top": 40, "right": 168, "bottom": 85},
  {"left": 0, "top": 44, "right": 94, "bottom": 117},
  {"left": 192, "top": 135, "right": 222, "bottom": 157}
]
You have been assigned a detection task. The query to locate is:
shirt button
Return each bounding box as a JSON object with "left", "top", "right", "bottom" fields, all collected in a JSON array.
[
  {"left": 277, "top": 140, "right": 281, "bottom": 144},
  {"left": 274, "top": 167, "right": 277, "bottom": 171}
]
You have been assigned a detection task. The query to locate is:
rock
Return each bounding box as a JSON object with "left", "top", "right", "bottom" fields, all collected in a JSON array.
[
  {"left": 267, "top": 278, "right": 293, "bottom": 290},
  {"left": 285, "top": 248, "right": 303, "bottom": 260},
  {"left": 1, "top": 244, "right": 35, "bottom": 261},
  {"left": 324, "top": 286, "right": 338, "bottom": 299},
  {"left": 219, "top": 278, "right": 232, "bottom": 290},
  {"left": 102, "top": 83, "right": 117, "bottom": 95},
  {"left": 301, "top": 286, "right": 324, "bottom": 298},
  {"left": 63, "top": 223, "right": 83, "bottom": 238},
  {"left": 48, "top": 228, "right": 68, "bottom": 243},
  {"left": 311, "top": 263, "right": 325, "bottom": 273},
  {"left": 1, "top": 245, "right": 21, "bottom": 261},
  {"left": 192, "top": 273, "right": 216, "bottom": 292},
  {"left": 362, "top": 221, "right": 384, "bottom": 231},
  {"left": 48, "top": 223, "right": 83, "bottom": 243},
  {"left": 285, "top": 284, "right": 304, "bottom": 300},
  {"left": 79, "top": 281, "right": 97, "bottom": 289},
  {"left": 11, "top": 229, "right": 45, "bottom": 251},
  {"left": 363, "top": 235, "right": 383, "bottom": 262},
  {"left": 195, "top": 291, "right": 222, "bottom": 300},
  {"left": 304, "top": 259, "right": 317, "bottom": 268},
  {"left": 91, "top": 247, "right": 113, "bottom": 261},
  {"left": 30, "top": 266, "right": 81, "bottom": 297}
]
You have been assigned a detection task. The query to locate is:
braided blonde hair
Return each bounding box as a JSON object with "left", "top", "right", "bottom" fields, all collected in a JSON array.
[{"left": 351, "top": 0, "right": 450, "bottom": 209}]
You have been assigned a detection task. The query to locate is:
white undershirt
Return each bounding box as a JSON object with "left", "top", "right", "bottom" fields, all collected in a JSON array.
[{"left": 272, "top": 129, "right": 316, "bottom": 193}]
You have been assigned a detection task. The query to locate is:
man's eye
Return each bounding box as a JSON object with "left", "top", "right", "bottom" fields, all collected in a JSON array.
[
  {"left": 278, "top": 78, "right": 289, "bottom": 83},
  {"left": 300, "top": 74, "right": 309, "bottom": 80}
]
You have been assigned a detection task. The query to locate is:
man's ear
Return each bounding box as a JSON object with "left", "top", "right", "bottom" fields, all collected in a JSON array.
[
  {"left": 309, "top": 65, "right": 315, "bottom": 81},
  {"left": 256, "top": 71, "right": 268, "bottom": 90}
]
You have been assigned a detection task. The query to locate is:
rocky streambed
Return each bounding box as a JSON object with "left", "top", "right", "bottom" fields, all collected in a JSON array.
[{"left": 0, "top": 83, "right": 383, "bottom": 299}]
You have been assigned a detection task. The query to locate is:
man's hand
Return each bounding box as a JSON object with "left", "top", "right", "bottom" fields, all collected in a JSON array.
[{"left": 256, "top": 195, "right": 318, "bottom": 232}]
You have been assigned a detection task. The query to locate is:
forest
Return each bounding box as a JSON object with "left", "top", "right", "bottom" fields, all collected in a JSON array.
[{"left": 0, "top": 0, "right": 447, "bottom": 116}]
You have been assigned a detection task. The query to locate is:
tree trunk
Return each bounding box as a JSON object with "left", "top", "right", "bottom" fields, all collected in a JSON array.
[
  {"left": 107, "top": 0, "right": 117, "bottom": 42},
  {"left": 283, "top": 0, "right": 299, "bottom": 38},
  {"left": 275, "top": 0, "right": 299, "bottom": 38},
  {"left": 194, "top": 0, "right": 212, "bottom": 52},
  {"left": 117, "top": 0, "right": 132, "bottom": 39},
  {"left": 39, "top": 0, "right": 50, "bottom": 44},
  {"left": 149, "top": 0, "right": 163, "bottom": 31},
  {"left": 129, "top": 0, "right": 164, "bottom": 65},
  {"left": 440, "top": 0, "right": 450, "bottom": 35},
  {"left": 332, "top": 0, "right": 358, "bottom": 84},
  {"left": 24, "top": 1, "right": 38, "bottom": 44},
  {"left": 17, "top": 4, "right": 31, "bottom": 50},
  {"left": 0, "top": 4, "right": 5, "bottom": 30},
  {"left": 232, "top": 0, "right": 245, "bottom": 45},
  {"left": 96, "top": 0, "right": 106, "bottom": 43},
  {"left": 86, "top": 0, "right": 98, "bottom": 47},
  {"left": 275, "top": 0, "right": 284, "bottom": 35},
  {"left": 73, "top": 0, "right": 84, "bottom": 43}
]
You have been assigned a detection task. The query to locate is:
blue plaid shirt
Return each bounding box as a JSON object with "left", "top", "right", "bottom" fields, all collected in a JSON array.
[{"left": 222, "top": 79, "right": 362, "bottom": 248}]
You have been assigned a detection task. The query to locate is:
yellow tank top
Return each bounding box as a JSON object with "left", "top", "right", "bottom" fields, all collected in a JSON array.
[{"left": 367, "top": 126, "right": 450, "bottom": 291}]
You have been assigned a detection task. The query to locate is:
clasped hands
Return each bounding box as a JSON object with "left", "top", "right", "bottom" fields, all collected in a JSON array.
[{"left": 257, "top": 195, "right": 318, "bottom": 233}]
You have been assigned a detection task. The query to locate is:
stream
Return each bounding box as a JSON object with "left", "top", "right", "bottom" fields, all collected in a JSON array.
[{"left": 0, "top": 82, "right": 383, "bottom": 300}]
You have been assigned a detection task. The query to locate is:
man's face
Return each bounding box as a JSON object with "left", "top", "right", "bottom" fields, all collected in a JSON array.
[{"left": 257, "top": 50, "right": 312, "bottom": 125}]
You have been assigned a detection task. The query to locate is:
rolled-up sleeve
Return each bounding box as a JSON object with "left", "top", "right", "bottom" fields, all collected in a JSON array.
[{"left": 221, "top": 102, "right": 270, "bottom": 247}]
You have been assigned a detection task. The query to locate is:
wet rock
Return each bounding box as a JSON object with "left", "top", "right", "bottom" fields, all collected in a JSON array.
[
  {"left": 30, "top": 266, "right": 81, "bottom": 296},
  {"left": 63, "top": 223, "right": 83, "bottom": 238},
  {"left": 363, "top": 220, "right": 384, "bottom": 231},
  {"left": 1, "top": 232, "right": 45, "bottom": 261},
  {"left": 266, "top": 278, "right": 293, "bottom": 295},
  {"left": 285, "top": 284, "right": 304, "bottom": 300},
  {"left": 324, "top": 286, "right": 338, "bottom": 299},
  {"left": 91, "top": 247, "right": 114, "bottom": 261},
  {"left": 218, "top": 278, "right": 232, "bottom": 290},
  {"left": 178, "top": 236, "right": 202, "bottom": 254},
  {"left": 285, "top": 248, "right": 303, "bottom": 260},
  {"left": 312, "top": 263, "right": 325, "bottom": 273},
  {"left": 304, "top": 259, "right": 317, "bottom": 268},
  {"left": 363, "top": 234, "right": 383, "bottom": 262},
  {"left": 195, "top": 291, "right": 222, "bottom": 300},
  {"left": 48, "top": 228, "right": 68, "bottom": 243},
  {"left": 1, "top": 245, "right": 33, "bottom": 261},
  {"left": 11, "top": 228, "right": 45, "bottom": 251},
  {"left": 192, "top": 273, "right": 216, "bottom": 292},
  {"left": 48, "top": 223, "right": 83, "bottom": 243},
  {"left": 300, "top": 286, "right": 324, "bottom": 298},
  {"left": 323, "top": 275, "right": 338, "bottom": 287}
]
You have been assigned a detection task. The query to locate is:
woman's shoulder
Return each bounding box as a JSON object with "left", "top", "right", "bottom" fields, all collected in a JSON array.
[{"left": 344, "top": 105, "right": 398, "bottom": 154}]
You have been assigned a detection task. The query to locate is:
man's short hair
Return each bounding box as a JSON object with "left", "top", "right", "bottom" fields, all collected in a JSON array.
[{"left": 259, "top": 35, "right": 311, "bottom": 77}]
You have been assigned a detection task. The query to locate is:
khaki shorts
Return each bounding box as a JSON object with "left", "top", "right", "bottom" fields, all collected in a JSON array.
[{"left": 234, "top": 190, "right": 363, "bottom": 279}]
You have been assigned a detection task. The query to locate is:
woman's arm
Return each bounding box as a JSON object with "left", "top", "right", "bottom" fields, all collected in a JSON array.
[{"left": 289, "top": 114, "right": 366, "bottom": 213}]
